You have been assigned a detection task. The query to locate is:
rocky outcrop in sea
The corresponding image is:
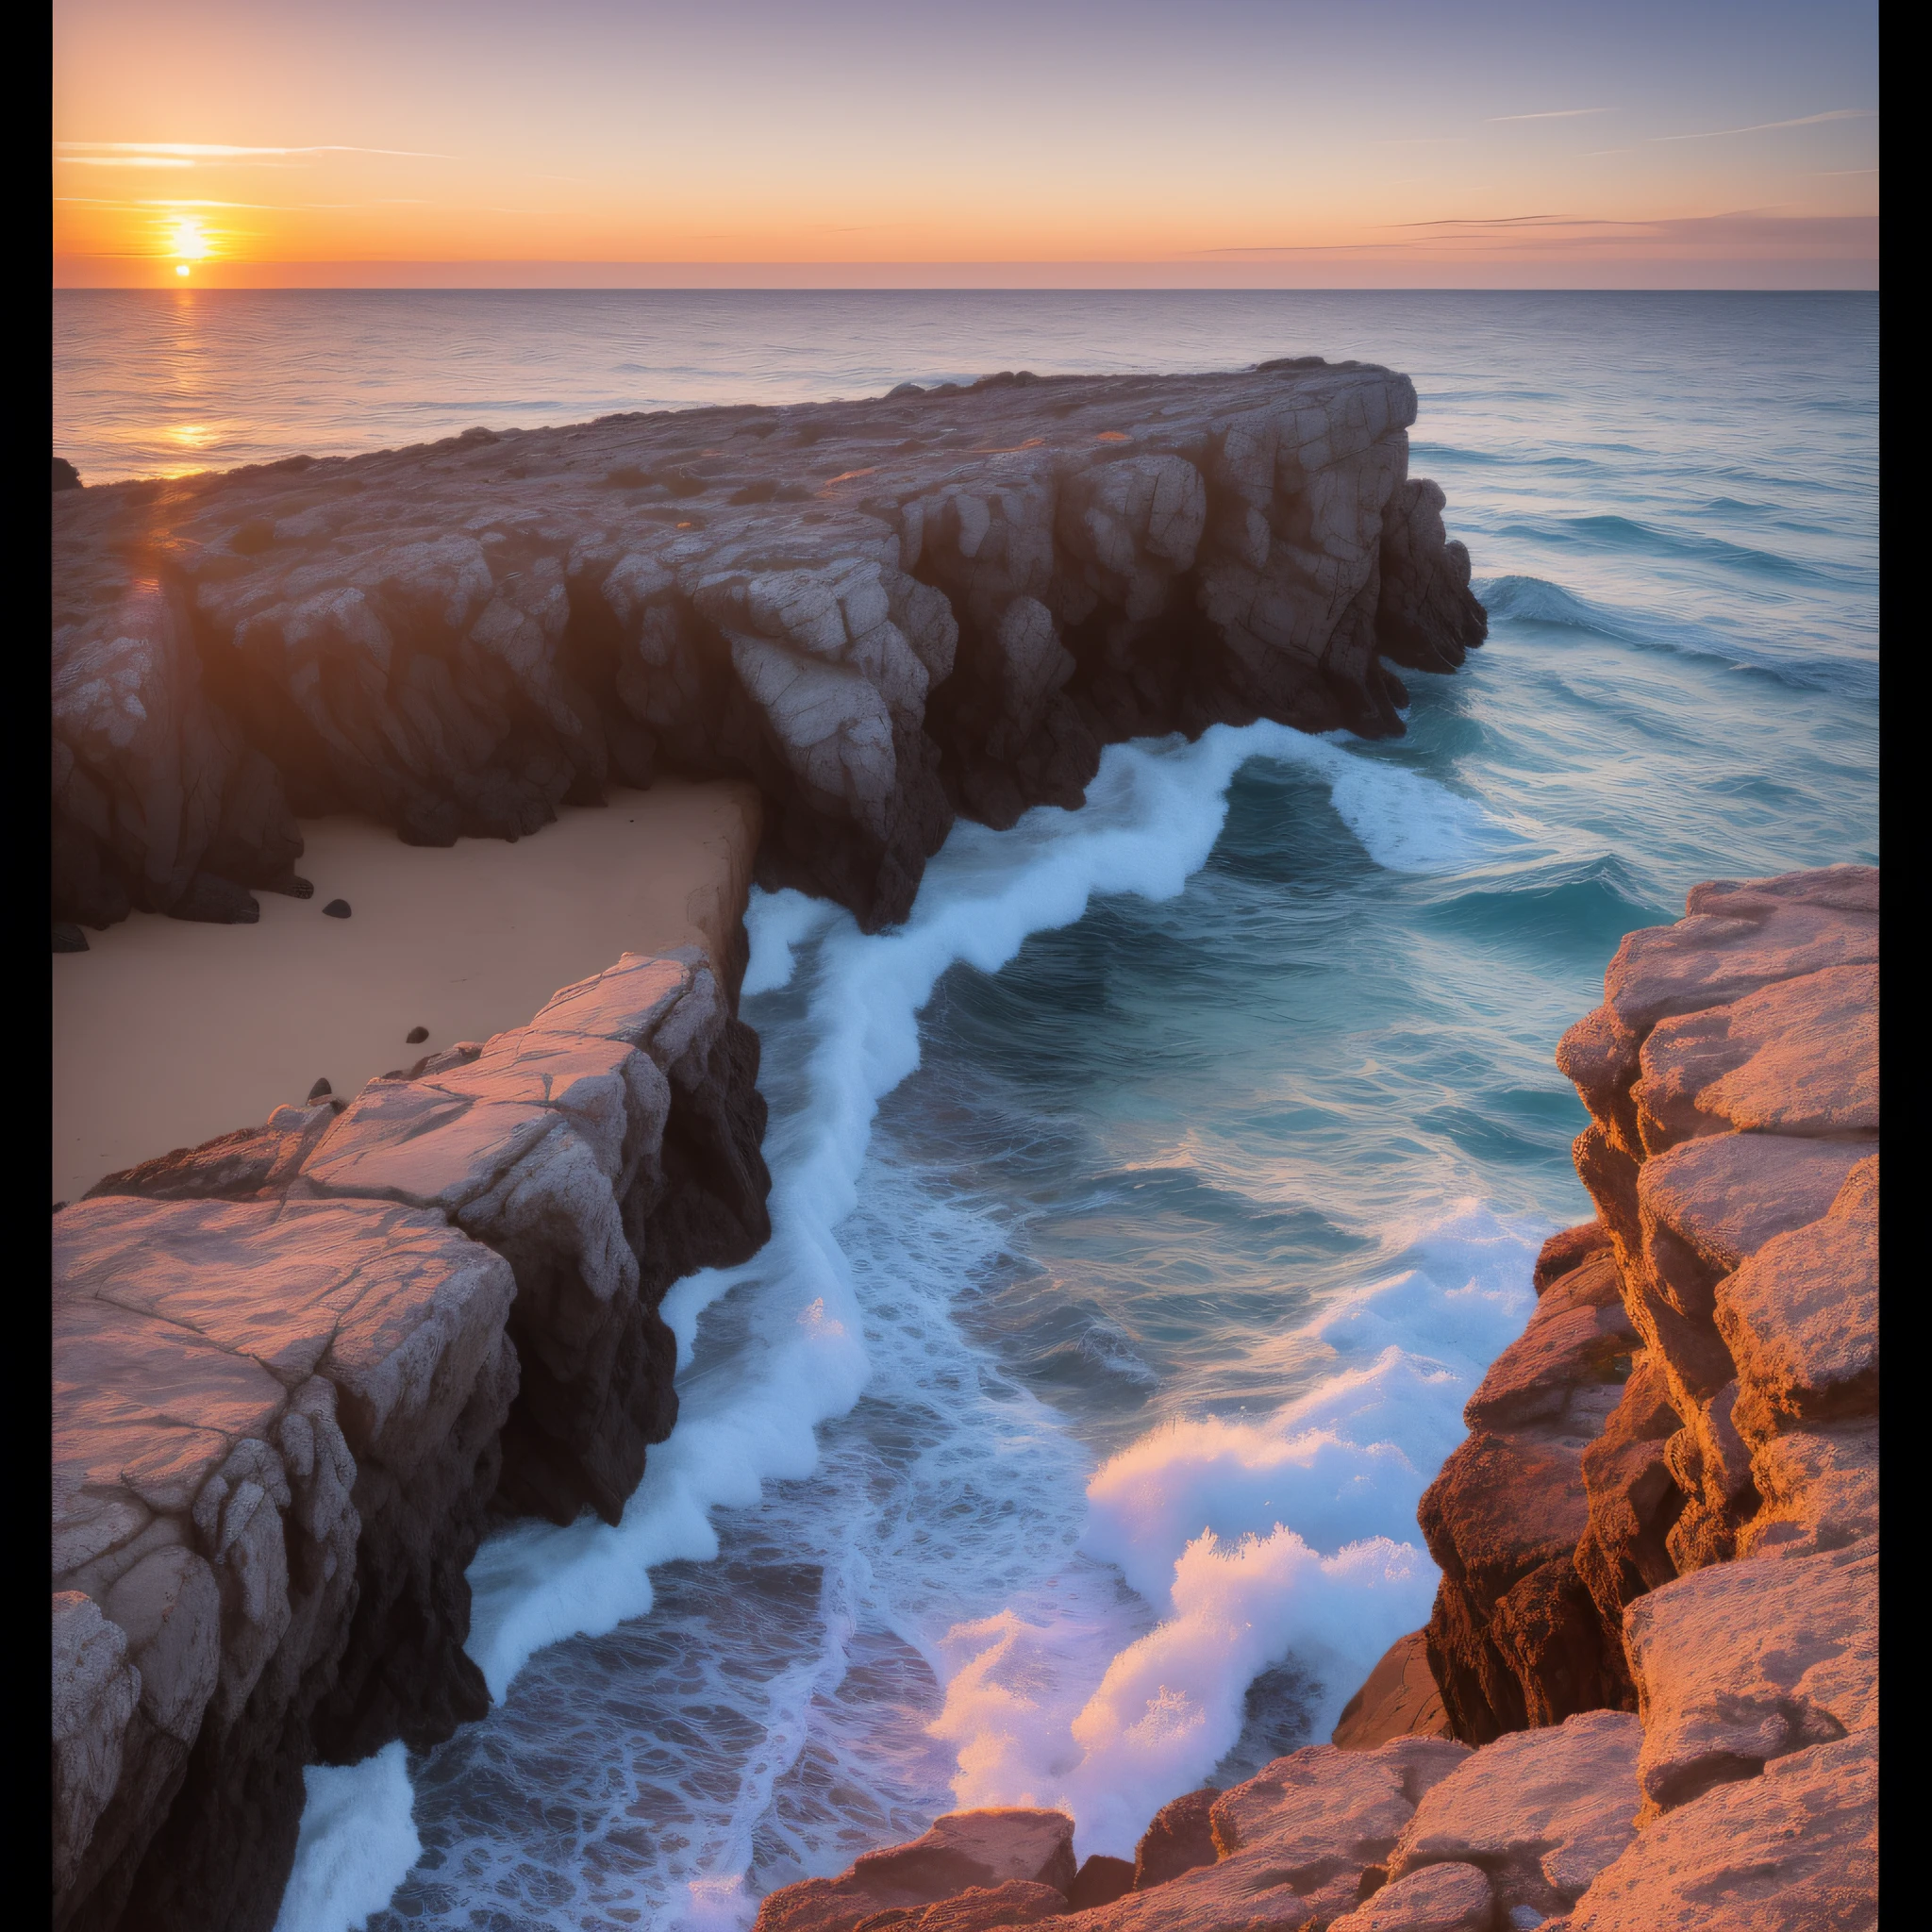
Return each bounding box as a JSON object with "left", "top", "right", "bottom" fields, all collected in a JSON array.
[
  {"left": 52, "top": 947, "right": 771, "bottom": 1932},
  {"left": 51, "top": 363, "right": 1484, "bottom": 937},
  {"left": 748, "top": 864, "right": 1879, "bottom": 1932}
]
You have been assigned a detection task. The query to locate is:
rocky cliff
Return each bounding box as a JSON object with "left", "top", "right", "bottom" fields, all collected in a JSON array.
[
  {"left": 51, "top": 946, "right": 771, "bottom": 1932},
  {"left": 748, "top": 863, "right": 1878, "bottom": 1932},
  {"left": 51, "top": 363, "right": 1484, "bottom": 936}
]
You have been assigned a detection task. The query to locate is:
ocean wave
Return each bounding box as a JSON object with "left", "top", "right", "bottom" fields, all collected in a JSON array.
[
  {"left": 277, "top": 720, "right": 1512, "bottom": 1929},
  {"left": 930, "top": 1205, "right": 1544, "bottom": 1857},
  {"left": 1491, "top": 512, "right": 1848, "bottom": 586},
  {"left": 1421, "top": 854, "right": 1673, "bottom": 959},
  {"left": 1477, "top": 573, "right": 1877, "bottom": 698}
]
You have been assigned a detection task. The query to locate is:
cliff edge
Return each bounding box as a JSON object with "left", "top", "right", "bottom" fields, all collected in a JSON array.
[
  {"left": 52, "top": 946, "right": 771, "bottom": 1932},
  {"left": 52, "top": 363, "right": 1484, "bottom": 938}
]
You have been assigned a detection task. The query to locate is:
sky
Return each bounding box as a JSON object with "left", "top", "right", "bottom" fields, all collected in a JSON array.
[{"left": 52, "top": 0, "right": 1878, "bottom": 288}]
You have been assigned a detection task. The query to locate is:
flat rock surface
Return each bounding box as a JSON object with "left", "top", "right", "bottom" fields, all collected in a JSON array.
[
  {"left": 1635, "top": 962, "right": 1877, "bottom": 1143},
  {"left": 1623, "top": 1539, "right": 1876, "bottom": 1820},
  {"left": 1567, "top": 1730, "right": 1876, "bottom": 1932},
  {"left": 1388, "top": 1709, "right": 1641, "bottom": 1913}
]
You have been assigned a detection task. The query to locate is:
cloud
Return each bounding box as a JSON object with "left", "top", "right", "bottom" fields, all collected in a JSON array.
[
  {"left": 1486, "top": 108, "right": 1610, "bottom": 123},
  {"left": 54, "top": 142, "right": 456, "bottom": 162},
  {"left": 1653, "top": 108, "right": 1874, "bottom": 142},
  {"left": 1184, "top": 210, "right": 1876, "bottom": 258}
]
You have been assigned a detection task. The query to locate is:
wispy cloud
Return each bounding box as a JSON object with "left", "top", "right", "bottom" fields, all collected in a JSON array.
[
  {"left": 54, "top": 141, "right": 456, "bottom": 161},
  {"left": 1653, "top": 108, "right": 1874, "bottom": 142},
  {"left": 1486, "top": 108, "right": 1609, "bottom": 123},
  {"left": 55, "top": 195, "right": 361, "bottom": 209},
  {"left": 1387, "top": 213, "right": 1574, "bottom": 228},
  {"left": 1369, "top": 136, "right": 1467, "bottom": 146},
  {"left": 1821, "top": 167, "right": 1879, "bottom": 176}
]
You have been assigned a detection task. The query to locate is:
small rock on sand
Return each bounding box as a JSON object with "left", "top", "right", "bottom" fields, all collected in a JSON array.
[
  {"left": 307, "top": 1078, "right": 332, "bottom": 1102},
  {"left": 54, "top": 924, "right": 89, "bottom": 953},
  {"left": 323, "top": 899, "right": 352, "bottom": 919},
  {"left": 407, "top": 1025, "right": 429, "bottom": 1043}
]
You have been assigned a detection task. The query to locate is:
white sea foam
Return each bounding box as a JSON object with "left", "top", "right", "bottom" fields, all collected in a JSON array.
[
  {"left": 927, "top": 1204, "right": 1541, "bottom": 1858},
  {"left": 276, "top": 723, "right": 1522, "bottom": 1928},
  {"left": 272, "top": 1743, "right": 421, "bottom": 1932}
]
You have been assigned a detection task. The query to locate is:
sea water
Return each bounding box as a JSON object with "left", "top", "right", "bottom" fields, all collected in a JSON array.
[{"left": 54, "top": 291, "right": 1877, "bottom": 1929}]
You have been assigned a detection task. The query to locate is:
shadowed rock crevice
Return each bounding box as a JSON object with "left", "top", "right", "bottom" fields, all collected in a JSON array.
[{"left": 53, "top": 366, "right": 1485, "bottom": 935}]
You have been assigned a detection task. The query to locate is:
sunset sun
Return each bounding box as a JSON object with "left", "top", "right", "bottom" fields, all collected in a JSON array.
[{"left": 169, "top": 216, "right": 208, "bottom": 269}]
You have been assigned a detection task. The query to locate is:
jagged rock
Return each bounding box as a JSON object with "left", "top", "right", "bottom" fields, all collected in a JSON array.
[
  {"left": 1532, "top": 1220, "right": 1610, "bottom": 1294},
  {"left": 1057, "top": 1739, "right": 1470, "bottom": 1932},
  {"left": 1419, "top": 1239, "right": 1637, "bottom": 1742},
  {"left": 1130, "top": 1788, "right": 1218, "bottom": 1887},
  {"left": 751, "top": 1809, "right": 1074, "bottom": 1932},
  {"left": 1566, "top": 1730, "right": 1875, "bottom": 1932},
  {"left": 1332, "top": 1629, "right": 1452, "bottom": 1749},
  {"left": 1329, "top": 1859, "right": 1495, "bottom": 1932},
  {"left": 52, "top": 367, "right": 1485, "bottom": 933},
  {"left": 1541, "top": 866, "right": 1880, "bottom": 1662},
  {"left": 85, "top": 1099, "right": 341, "bottom": 1205},
  {"left": 1462, "top": 1252, "right": 1633, "bottom": 1433},
  {"left": 1573, "top": 1356, "right": 1684, "bottom": 1639},
  {"left": 1386, "top": 1710, "right": 1641, "bottom": 1917},
  {"left": 1066, "top": 1856, "right": 1135, "bottom": 1910},
  {"left": 870, "top": 1881, "right": 1072, "bottom": 1930},
  {"left": 52, "top": 943, "right": 772, "bottom": 1932},
  {"left": 1621, "top": 1539, "right": 1875, "bottom": 1824}
]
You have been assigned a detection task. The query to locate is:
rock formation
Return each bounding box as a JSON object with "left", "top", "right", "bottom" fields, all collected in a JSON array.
[
  {"left": 52, "top": 946, "right": 771, "bottom": 1932},
  {"left": 51, "top": 365, "right": 1485, "bottom": 934},
  {"left": 748, "top": 865, "right": 1878, "bottom": 1932}
]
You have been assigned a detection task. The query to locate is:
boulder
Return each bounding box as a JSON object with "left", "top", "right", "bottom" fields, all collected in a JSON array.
[
  {"left": 1058, "top": 1739, "right": 1469, "bottom": 1932},
  {"left": 1386, "top": 1710, "right": 1641, "bottom": 1917},
  {"left": 1328, "top": 1860, "right": 1496, "bottom": 1932},
  {"left": 1332, "top": 1629, "right": 1453, "bottom": 1750},
  {"left": 752, "top": 1809, "right": 1074, "bottom": 1932},
  {"left": 1131, "top": 1788, "right": 1218, "bottom": 1888}
]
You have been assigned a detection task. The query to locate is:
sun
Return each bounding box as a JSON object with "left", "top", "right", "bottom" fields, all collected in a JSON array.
[{"left": 169, "top": 217, "right": 210, "bottom": 263}]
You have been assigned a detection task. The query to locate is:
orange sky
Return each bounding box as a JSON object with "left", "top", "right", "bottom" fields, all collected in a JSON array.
[{"left": 53, "top": 0, "right": 1878, "bottom": 287}]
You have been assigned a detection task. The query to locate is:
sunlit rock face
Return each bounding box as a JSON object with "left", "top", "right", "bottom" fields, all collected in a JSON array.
[{"left": 51, "top": 363, "right": 1485, "bottom": 932}]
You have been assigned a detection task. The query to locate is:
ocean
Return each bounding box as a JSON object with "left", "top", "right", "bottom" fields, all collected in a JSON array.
[{"left": 53, "top": 290, "right": 1879, "bottom": 1931}]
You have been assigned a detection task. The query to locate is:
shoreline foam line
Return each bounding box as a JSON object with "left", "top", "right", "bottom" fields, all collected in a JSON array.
[{"left": 274, "top": 719, "right": 1517, "bottom": 1932}]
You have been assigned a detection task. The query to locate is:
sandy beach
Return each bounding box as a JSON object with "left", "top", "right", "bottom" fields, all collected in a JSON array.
[{"left": 52, "top": 778, "right": 760, "bottom": 1205}]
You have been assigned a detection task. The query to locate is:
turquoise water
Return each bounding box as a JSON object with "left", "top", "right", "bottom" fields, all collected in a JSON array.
[{"left": 62, "top": 292, "right": 1875, "bottom": 1932}]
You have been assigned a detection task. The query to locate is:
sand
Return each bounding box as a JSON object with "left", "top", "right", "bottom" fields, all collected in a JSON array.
[{"left": 52, "top": 778, "right": 761, "bottom": 1206}]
